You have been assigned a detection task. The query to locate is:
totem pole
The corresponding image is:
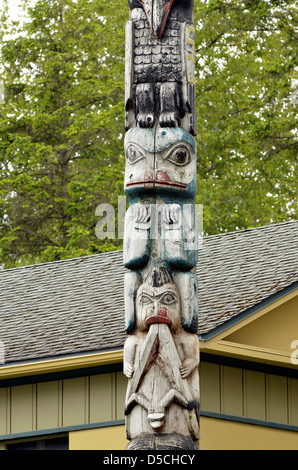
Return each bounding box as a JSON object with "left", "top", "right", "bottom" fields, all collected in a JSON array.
[{"left": 123, "top": 0, "right": 200, "bottom": 450}]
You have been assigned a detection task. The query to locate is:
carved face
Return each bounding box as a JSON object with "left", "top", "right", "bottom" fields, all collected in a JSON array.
[
  {"left": 136, "top": 280, "right": 181, "bottom": 332},
  {"left": 124, "top": 127, "right": 196, "bottom": 198},
  {"left": 138, "top": 0, "right": 175, "bottom": 38}
]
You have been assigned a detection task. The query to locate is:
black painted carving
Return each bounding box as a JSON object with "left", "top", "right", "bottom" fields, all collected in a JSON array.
[{"left": 126, "top": 0, "right": 196, "bottom": 134}]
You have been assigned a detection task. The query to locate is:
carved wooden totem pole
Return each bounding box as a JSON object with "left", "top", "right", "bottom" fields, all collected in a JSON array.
[{"left": 123, "top": 0, "right": 200, "bottom": 450}]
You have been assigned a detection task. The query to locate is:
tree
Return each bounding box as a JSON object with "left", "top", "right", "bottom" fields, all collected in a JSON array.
[
  {"left": 0, "top": 0, "right": 297, "bottom": 268},
  {"left": 0, "top": 0, "right": 127, "bottom": 267},
  {"left": 194, "top": 0, "right": 297, "bottom": 233}
]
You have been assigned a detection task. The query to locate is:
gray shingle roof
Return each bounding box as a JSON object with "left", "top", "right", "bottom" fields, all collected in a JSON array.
[
  {"left": 0, "top": 221, "right": 297, "bottom": 365},
  {"left": 198, "top": 220, "right": 298, "bottom": 336}
]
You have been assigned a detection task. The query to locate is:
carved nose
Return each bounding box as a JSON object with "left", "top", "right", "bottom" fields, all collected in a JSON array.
[
  {"left": 144, "top": 171, "right": 153, "bottom": 182},
  {"left": 157, "top": 307, "right": 167, "bottom": 317},
  {"left": 156, "top": 171, "right": 170, "bottom": 182},
  {"left": 146, "top": 306, "right": 167, "bottom": 317}
]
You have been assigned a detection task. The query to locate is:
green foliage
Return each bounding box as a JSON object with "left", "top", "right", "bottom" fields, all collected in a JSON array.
[
  {"left": 0, "top": 0, "right": 126, "bottom": 267},
  {"left": 0, "top": 0, "right": 297, "bottom": 268},
  {"left": 195, "top": 0, "right": 297, "bottom": 233}
]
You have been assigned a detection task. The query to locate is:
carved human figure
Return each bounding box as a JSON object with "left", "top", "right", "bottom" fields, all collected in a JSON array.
[{"left": 124, "top": 267, "right": 200, "bottom": 439}]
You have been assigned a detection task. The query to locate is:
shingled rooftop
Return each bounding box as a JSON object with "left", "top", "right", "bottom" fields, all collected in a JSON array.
[{"left": 0, "top": 220, "right": 297, "bottom": 366}]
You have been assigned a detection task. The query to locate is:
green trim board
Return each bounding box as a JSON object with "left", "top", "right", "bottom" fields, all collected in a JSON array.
[
  {"left": 0, "top": 362, "right": 123, "bottom": 389},
  {"left": 199, "top": 282, "right": 298, "bottom": 341},
  {"left": 201, "top": 353, "right": 298, "bottom": 379},
  {"left": 200, "top": 411, "right": 298, "bottom": 433}
]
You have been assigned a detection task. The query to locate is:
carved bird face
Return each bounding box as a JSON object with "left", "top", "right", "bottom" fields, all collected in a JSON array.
[
  {"left": 135, "top": 0, "right": 175, "bottom": 38},
  {"left": 124, "top": 127, "right": 197, "bottom": 199}
]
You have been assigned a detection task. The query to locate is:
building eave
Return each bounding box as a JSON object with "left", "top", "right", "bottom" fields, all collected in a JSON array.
[
  {"left": 199, "top": 284, "right": 298, "bottom": 370},
  {"left": 0, "top": 348, "right": 124, "bottom": 382},
  {"left": 199, "top": 281, "right": 298, "bottom": 342}
]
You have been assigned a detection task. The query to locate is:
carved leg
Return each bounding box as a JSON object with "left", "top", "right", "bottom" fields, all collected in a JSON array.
[
  {"left": 135, "top": 83, "right": 155, "bottom": 128},
  {"left": 159, "top": 82, "right": 183, "bottom": 128}
]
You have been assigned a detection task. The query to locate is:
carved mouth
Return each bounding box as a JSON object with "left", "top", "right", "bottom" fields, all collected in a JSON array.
[
  {"left": 126, "top": 171, "right": 187, "bottom": 190},
  {"left": 155, "top": 180, "right": 187, "bottom": 189},
  {"left": 148, "top": 412, "right": 165, "bottom": 431},
  {"left": 126, "top": 181, "right": 187, "bottom": 189},
  {"left": 145, "top": 315, "right": 172, "bottom": 327}
]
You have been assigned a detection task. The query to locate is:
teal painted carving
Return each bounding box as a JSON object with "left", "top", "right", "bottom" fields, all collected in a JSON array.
[{"left": 124, "top": 127, "right": 197, "bottom": 201}]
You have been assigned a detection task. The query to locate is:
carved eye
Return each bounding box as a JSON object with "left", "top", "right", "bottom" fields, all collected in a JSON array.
[
  {"left": 139, "top": 294, "right": 152, "bottom": 305},
  {"left": 126, "top": 145, "right": 145, "bottom": 164},
  {"left": 166, "top": 145, "right": 191, "bottom": 166},
  {"left": 159, "top": 292, "right": 177, "bottom": 305}
]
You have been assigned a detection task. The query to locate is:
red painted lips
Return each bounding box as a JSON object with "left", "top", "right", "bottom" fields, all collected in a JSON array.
[{"left": 126, "top": 170, "right": 187, "bottom": 189}]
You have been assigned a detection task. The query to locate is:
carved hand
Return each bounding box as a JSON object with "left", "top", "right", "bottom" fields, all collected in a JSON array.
[
  {"left": 124, "top": 364, "right": 135, "bottom": 379},
  {"left": 179, "top": 358, "right": 196, "bottom": 379}
]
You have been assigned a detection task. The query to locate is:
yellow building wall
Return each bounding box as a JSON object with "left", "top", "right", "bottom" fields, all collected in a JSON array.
[
  {"left": 69, "top": 425, "right": 128, "bottom": 451},
  {"left": 1, "top": 363, "right": 298, "bottom": 437},
  {"left": 202, "top": 417, "right": 298, "bottom": 450},
  {"left": 225, "top": 295, "right": 298, "bottom": 354},
  {"left": 0, "top": 372, "right": 127, "bottom": 436},
  {"left": 200, "top": 363, "right": 298, "bottom": 426},
  {"left": 69, "top": 418, "right": 298, "bottom": 451}
]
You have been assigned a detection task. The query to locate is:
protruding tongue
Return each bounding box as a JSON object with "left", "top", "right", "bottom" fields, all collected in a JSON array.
[{"left": 139, "top": 0, "right": 175, "bottom": 38}]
